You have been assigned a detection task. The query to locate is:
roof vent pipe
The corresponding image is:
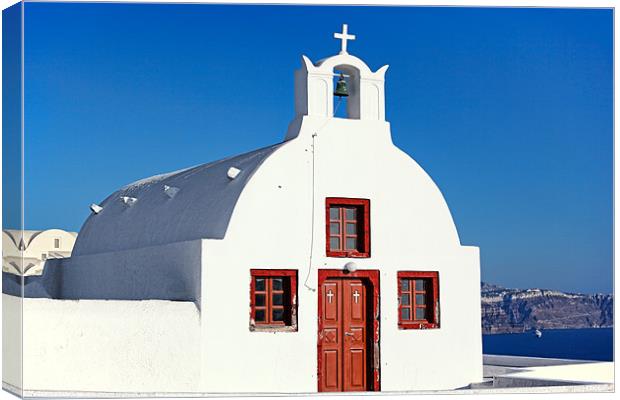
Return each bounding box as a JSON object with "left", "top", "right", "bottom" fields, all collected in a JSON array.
[
  {"left": 227, "top": 167, "right": 241, "bottom": 180},
  {"left": 120, "top": 196, "right": 138, "bottom": 206},
  {"left": 163, "top": 185, "right": 180, "bottom": 199}
]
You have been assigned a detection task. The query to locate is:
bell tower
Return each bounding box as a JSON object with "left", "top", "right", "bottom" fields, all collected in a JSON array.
[{"left": 292, "top": 24, "right": 389, "bottom": 122}]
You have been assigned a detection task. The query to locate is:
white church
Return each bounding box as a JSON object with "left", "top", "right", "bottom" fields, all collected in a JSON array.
[{"left": 3, "top": 25, "right": 482, "bottom": 395}]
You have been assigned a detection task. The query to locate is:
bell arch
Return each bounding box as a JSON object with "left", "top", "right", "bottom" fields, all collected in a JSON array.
[
  {"left": 333, "top": 64, "right": 361, "bottom": 119},
  {"left": 294, "top": 54, "right": 388, "bottom": 122}
]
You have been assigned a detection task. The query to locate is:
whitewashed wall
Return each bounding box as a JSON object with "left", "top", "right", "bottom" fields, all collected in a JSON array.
[
  {"left": 200, "top": 115, "right": 483, "bottom": 392},
  {"left": 3, "top": 294, "right": 201, "bottom": 393},
  {"left": 4, "top": 239, "right": 204, "bottom": 393},
  {"left": 2, "top": 294, "right": 22, "bottom": 393}
]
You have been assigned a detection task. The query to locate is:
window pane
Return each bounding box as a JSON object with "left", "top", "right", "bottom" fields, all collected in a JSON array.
[
  {"left": 346, "top": 223, "right": 356, "bottom": 234},
  {"left": 273, "top": 293, "right": 283, "bottom": 306},
  {"left": 415, "top": 279, "right": 426, "bottom": 291},
  {"left": 255, "top": 309, "right": 266, "bottom": 322},
  {"left": 255, "top": 294, "right": 265, "bottom": 307},
  {"left": 272, "top": 308, "right": 284, "bottom": 321},
  {"left": 345, "top": 208, "right": 357, "bottom": 220},
  {"left": 346, "top": 237, "right": 357, "bottom": 250},
  {"left": 272, "top": 278, "right": 283, "bottom": 290},
  {"left": 400, "top": 308, "right": 410, "bottom": 320},
  {"left": 400, "top": 294, "right": 410, "bottom": 306},
  {"left": 415, "top": 294, "right": 426, "bottom": 305},
  {"left": 330, "top": 207, "right": 340, "bottom": 220},
  {"left": 415, "top": 307, "right": 427, "bottom": 320},
  {"left": 330, "top": 223, "right": 340, "bottom": 234},
  {"left": 330, "top": 237, "right": 341, "bottom": 250},
  {"left": 255, "top": 278, "right": 265, "bottom": 291},
  {"left": 400, "top": 279, "right": 409, "bottom": 291}
]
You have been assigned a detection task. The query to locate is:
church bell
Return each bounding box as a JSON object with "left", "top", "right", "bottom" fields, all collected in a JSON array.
[{"left": 334, "top": 73, "right": 349, "bottom": 97}]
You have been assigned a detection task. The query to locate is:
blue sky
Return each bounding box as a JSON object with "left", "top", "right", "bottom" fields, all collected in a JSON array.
[{"left": 6, "top": 4, "right": 613, "bottom": 293}]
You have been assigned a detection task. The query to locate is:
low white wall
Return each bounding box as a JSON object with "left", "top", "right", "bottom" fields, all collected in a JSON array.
[
  {"left": 3, "top": 294, "right": 201, "bottom": 393},
  {"left": 2, "top": 294, "right": 22, "bottom": 392},
  {"left": 503, "top": 362, "right": 614, "bottom": 385}
]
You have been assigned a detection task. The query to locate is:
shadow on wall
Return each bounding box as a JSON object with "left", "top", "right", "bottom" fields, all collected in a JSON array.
[{"left": 2, "top": 240, "right": 201, "bottom": 303}]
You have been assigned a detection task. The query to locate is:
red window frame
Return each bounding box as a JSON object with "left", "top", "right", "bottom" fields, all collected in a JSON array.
[
  {"left": 325, "top": 198, "right": 370, "bottom": 258},
  {"left": 250, "top": 269, "right": 298, "bottom": 331},
  {"left": 397, "top": 271, "right": 439, "bottom": 329}
]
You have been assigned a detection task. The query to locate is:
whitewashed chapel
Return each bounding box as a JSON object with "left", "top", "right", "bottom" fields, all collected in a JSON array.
[{"left": 3, "top": 25, "right": 482, "bottom": 394}]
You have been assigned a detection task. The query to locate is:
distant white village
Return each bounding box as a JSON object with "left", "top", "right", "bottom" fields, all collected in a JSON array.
[
  {"left": 3, "top": 229, "right": 76, "bottom": 276},
  {"left": 2, "top": 24, "right": 612, "bottom": 397}
]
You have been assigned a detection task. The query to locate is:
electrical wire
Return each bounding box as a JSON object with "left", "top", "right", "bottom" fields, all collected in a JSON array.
[{"left": 303, "top": 97, "right": 344, "bottom": 291}]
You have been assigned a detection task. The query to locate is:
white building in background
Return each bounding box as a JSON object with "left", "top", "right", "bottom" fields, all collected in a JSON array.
[
  {"left": 3, "top": 25, "right": 483, "bottom": 395},
  {"left": 2, "top": 229, "right": 77, "bottom": 276}
]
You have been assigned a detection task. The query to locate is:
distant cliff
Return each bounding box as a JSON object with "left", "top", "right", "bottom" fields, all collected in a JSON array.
[{"left": 481, "top": 282, "right": 613, "bottom": 334}]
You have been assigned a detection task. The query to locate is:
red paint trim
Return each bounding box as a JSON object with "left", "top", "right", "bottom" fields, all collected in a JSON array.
[
  {"left": 397, "top": 271, "right": 440, "bottom": 330},
  {"left": 250, "top": 269, "right": 298, "bottom": 331},
  {"left": 325, "top": 198, "right": 370, "bottom": 258},
  {"left": 317, "top": 269, "right": 380, "bottom": 392}
]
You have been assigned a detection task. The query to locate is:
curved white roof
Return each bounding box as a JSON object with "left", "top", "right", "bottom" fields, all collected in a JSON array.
[{"left": 73, "top": 143, "right": 283, "bottom": 256}]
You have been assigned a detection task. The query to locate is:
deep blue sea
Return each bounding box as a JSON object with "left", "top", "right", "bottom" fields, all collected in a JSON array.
[{"left": 482, "top": 328, "right": 614, "bottom": 361}]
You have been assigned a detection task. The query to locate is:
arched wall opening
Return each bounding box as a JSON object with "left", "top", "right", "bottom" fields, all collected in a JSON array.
[{"left": 333, "top": 64, "right": 361, "bottom": 119}]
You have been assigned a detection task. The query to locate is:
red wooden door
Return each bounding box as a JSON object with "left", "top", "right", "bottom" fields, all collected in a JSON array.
[{"left": 319, "top": 278, "right": 368, "bottom": 392}]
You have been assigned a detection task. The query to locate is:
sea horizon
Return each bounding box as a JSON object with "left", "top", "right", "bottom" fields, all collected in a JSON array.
[{"left": 482, "top": 327, "right": 613, "bottom": 361}]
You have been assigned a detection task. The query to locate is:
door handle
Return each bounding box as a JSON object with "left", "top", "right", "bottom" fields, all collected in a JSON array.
[{"left": 344, "top": 332, "right": 354, "bottom": 336}]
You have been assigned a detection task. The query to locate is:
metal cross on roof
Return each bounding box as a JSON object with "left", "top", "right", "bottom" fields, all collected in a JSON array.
[{"left": 334, "top": 24, "right": 356, "bottom": 55}]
